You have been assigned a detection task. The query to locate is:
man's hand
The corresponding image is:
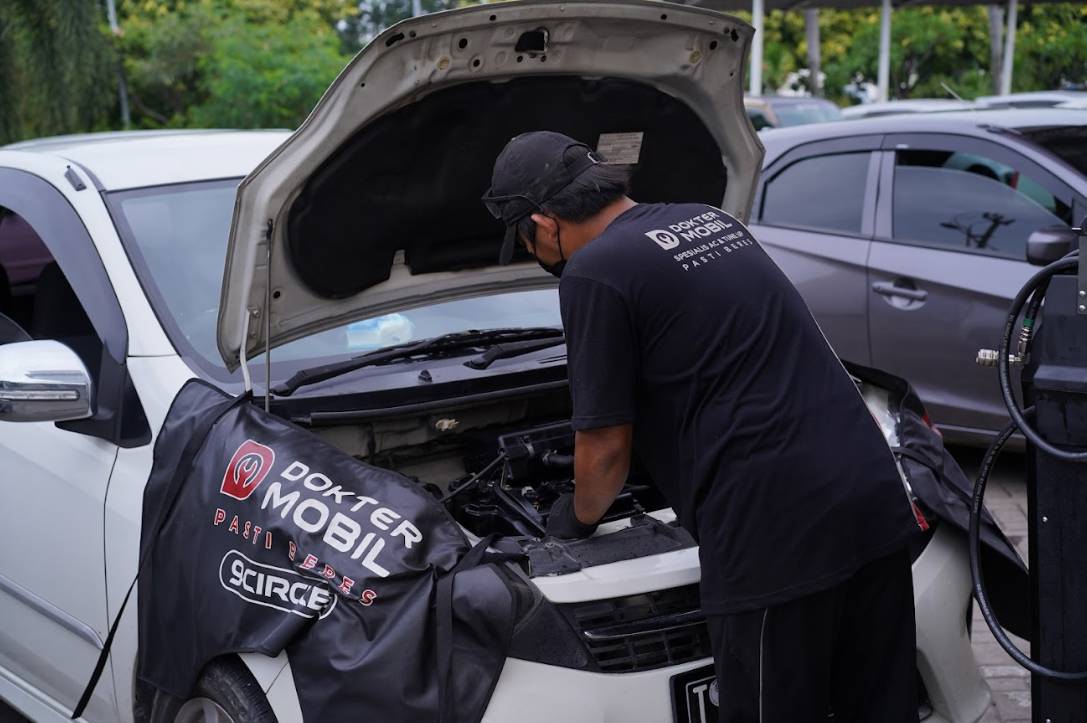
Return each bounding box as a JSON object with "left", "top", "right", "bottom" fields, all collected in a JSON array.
[
  {"left": 546, "top": 493, "right": 598, "bottom": 539},
  {"left": 543, "top": 425, "right": 633, "bottom": 539}
]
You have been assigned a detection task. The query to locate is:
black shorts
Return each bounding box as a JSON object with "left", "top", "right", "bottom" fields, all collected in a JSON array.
[{"left": 706, "top": 548, "right": 918, "bottom": 723}]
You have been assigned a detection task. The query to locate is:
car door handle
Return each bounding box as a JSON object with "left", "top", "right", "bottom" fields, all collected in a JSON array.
[{"left": 872, "top": 281, "right": 928, "bottom": 302}]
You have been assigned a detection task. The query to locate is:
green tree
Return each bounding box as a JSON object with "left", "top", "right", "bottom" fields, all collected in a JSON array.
[
  {"left": 189, "top": 11, "right": 348, "bottom": 128},
  {"left": 339, "top": 0, "right": 456, "bottom": 51},
  {"left": 761, "top": 11, "right": 806, "bottom": 93},
  {"left": 1013, "top": 4, "right": 1087, "bottom": 92},
  {"left": 0, "top": 0, "right": 115, "bottom": 144},
  {"left": 119, "top": 1, "right": 216, "bottom": 126},
  {"left": 822, "top": 6, "right": 993, "bottom": 101},
  {"left": 3, "top": 0, "right": 1084, "bottom": 143},
  {"left": 119, "top": 0, "right": 352, "bottom": 129},
  {"left": 758, "top": 3, "right": 1085, "bottom": 104}
]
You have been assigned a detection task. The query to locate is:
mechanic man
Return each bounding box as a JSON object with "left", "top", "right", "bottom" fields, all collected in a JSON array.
[{"left": 482, "top": 132, "right": 926, "bottom": 723}]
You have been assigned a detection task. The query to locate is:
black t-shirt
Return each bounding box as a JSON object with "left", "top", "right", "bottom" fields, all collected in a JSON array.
[{"left": 560, "top": 202, "right": 921, "bottom": 615}]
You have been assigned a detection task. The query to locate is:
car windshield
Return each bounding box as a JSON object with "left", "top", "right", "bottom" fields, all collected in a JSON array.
[{"left": 109, "top": 179, "right": 561, "bottom": 382}]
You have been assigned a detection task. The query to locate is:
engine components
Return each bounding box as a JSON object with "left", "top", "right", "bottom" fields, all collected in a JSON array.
[{"left": 443, "top": 420, "right": 656, "bottom": 539}]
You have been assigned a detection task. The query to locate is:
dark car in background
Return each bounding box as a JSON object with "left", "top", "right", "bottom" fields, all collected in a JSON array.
[
  {"left": 0, "top": 211, "right": 50, "bottom": 288},
  {"left": 744, "top": 95, "right": 842, "bottom": 130},
  {"left": 752, "top": 109, "right": 1087, "bottom": 444}
]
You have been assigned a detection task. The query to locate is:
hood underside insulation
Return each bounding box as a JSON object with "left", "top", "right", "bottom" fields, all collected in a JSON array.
[{"left": 286, "top": 77, "right": 728, "bottom": 299}]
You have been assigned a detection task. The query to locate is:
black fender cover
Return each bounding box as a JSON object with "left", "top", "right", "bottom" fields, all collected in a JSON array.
[
  {"left": 137, "top": 380, "right": 514, "bottom": 723},
  {"left": 895, "top": 403, "right": 1031, "bottom": 640},
  {"left": 843, "top": 362, "right": 1030, "bottom": 640}
]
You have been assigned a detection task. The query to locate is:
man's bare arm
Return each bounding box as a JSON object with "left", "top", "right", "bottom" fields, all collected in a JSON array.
[{"left": 573, "top": 424, "right": 633, "bottom": 524}]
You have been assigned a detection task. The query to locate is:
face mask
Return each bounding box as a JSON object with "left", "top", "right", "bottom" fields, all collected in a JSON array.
[
  {"left": 533, "top": 226, "right": 567, "bottom": 278},
  {"left": 536, "top": 257, "right": 566, "bottom": 278}
]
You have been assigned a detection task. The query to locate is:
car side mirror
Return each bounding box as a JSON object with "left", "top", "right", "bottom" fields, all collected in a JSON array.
[
  {"left": 1027, "top": 226, "right": 1077, "bottom": 266},
  {"left": 0, "top": 340, "right": 93, "bottom": 423}
]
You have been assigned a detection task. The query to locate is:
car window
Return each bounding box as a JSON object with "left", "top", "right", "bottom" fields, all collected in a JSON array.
[
  {"left": 746, "top": 108, "right": 773, "bottom": 131},
  {"left": 109, "top": 180, "right": 563, "bottom": 382},
  {"left": 0, "top": 208, "right": 103, "bottom": 381},
  {"left": 761, "top": 153, "right": 870, "bottom": 234},
  {"left": 893, "top": 150, "right": 1068, "bottom": 259}
]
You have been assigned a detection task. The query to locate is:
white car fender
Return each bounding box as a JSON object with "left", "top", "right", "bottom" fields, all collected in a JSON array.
[
  {"left": 257, "top": 655, "right": 304, "bottom": 722},
  {"left": 912, "top": 525, "right": 991, "bottom": 723},
  {"left": 103, "top": 355, "right": 197, "bottom": 722}
]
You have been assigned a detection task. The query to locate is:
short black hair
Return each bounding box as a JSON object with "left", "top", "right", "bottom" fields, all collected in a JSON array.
[{"left": 515, "top": 163, "right": 632, "bottom": 246}]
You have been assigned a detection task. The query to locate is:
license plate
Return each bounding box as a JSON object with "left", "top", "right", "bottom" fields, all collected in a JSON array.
[{"left": 671, "top": 664, "right": 718, "bottom": 723}]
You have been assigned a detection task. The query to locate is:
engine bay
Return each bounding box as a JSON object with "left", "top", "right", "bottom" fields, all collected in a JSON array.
[
  {"left": 296, "top": 370, "right": 910, "bottom": 575},
  {"left": 310, "top": 397, "right": 669, "bottom": 544},
  {"left": 442, "top": 420, "right": 667, "bottom": 538}
]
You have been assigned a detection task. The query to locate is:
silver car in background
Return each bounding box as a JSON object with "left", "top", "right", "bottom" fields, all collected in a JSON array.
[
  {"left": 976, "top": 90, "right": 1087, "bottom": 109},
  {"left": 744, "top": 95, "right": 843, "bottom": 130},
  {"left": 752, "top": 109, "right": 1087, "bottom": 444},
  {"left": 840, "top": 99, "right": 979, "bottom": 120}
]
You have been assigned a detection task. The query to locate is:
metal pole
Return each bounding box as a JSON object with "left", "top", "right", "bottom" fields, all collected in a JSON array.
[
  {"left": 877, "top": 0, "right": 892, "bottom": 102},
  {"left": 103, "top": 0, "right": 131, "bottom": 128},
  {"left": 750, "top": 0, "right": 764, "bottom": 96},
  {"left": 805, "top": 9, "right": 822, "bottom": 97},
  {"left": 999, "top": 0, "right": 1018, "bottom": 96},
  {"left": 988, "top": 5, "right": 1005, "bottom": 95},
  {"left": 103, "top": 0, "right": 119, "bottom": 35},
  {"left": 412, "top": 0, "right": 423, "bottom": 17}
]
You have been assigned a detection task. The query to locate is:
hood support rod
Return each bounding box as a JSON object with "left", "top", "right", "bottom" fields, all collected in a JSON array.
[
  {"left": 239, "top": 310, "right": 253, "bottom": 392},
  {"left": 238, "top": 222, "right": 275, "bottom": 403},
  {"left": 264, "top": 221, "right": 273, "bottom": 412}
]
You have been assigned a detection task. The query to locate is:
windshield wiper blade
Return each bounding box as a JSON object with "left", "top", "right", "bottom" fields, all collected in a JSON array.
[
  {"left": 271, "top": 327, "right": 563, "bottom": 397},
  {"left": 463, "top": 336, "right": 565, "bottom": 370}
]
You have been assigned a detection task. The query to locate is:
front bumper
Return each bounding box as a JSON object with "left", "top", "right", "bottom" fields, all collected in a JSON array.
[
  {"left": 258, "top": 652, "right": 715, "bottom": 723},
  {"left": 482, "top": 657, "right": 712, "bottom": 723},
  {"left": 484, "top": 524, "right": 991, "bottom": 723},
  {"left": 255, "top": 520, "right": 989, "bottom": 723}
]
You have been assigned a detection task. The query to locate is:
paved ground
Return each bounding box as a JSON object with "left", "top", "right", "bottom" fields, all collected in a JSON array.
[
  {"left": 0, "top": 446, "right": 1035, "bottom": 723},
  {"left": 951, "top": 445, "right": 1033, "bottom": 723}
]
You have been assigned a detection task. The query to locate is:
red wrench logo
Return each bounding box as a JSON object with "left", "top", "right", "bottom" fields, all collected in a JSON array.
[{"left": 220, "top": 440, "right": 275, "bottom": 501}]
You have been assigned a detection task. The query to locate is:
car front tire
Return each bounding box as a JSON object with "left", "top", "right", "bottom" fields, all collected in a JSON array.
[{"left": 149, "top": 658, "right": 276, "bottom": 723}]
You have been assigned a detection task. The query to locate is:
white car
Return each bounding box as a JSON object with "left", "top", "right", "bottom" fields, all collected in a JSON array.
[
  {"left": 840, "top": 99, "right": 980, "bottom": 119},
  {"left": 0, "top": 2, "right": 997, "bottom": 722},
  {"left": 976, "top": 90, "right": 1087, "bottom": 110}
]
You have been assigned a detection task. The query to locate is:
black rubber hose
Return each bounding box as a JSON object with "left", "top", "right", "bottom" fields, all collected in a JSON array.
[
  {"left": 998, "top": 254, "right": 1087, "bottom": 462},
  {"left": 540, "top": 452, "right": 574, "bottom": 469},
  {"left": 969, "top": 408, "right": 1087, "bottom": 680},
  {"left": 439, "top": 454, "right": 506, "bottom": 504},
  {"left": 1023, "top": 281, "right": 1048, "bottom": 329}
]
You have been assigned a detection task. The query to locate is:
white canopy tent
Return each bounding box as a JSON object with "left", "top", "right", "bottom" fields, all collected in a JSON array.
[{"left": 683, "top": 0, "right": 1029, "bottom": 101}]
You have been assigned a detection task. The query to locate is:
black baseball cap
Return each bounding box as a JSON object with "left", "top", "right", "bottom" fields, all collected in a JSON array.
[{"left": 482, "top": 131, "right": 603, "bottom": 265}]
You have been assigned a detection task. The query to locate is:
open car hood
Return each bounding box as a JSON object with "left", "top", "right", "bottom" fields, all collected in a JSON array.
[{"left": 218, "top": 0, "right": 762, "bottom": 371}]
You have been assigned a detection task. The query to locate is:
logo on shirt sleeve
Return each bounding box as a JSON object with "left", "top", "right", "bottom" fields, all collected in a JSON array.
[{"left": 645, "top": 229, "right": 680, "bottom": 250}]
